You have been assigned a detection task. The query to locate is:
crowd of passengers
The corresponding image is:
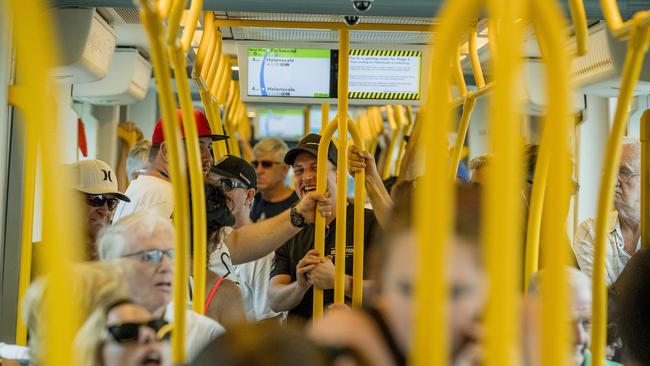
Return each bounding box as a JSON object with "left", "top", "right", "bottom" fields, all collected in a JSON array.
[{"left": 0, "top": 108, "right": 648, "bottom": 366}]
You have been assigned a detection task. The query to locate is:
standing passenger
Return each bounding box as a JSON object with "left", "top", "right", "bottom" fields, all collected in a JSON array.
[
  {"left": 250, "top": 137, "right": 298, "bottom": 222},
  {"left": 71, "top": 159, "right": 130, "bottom": 260},
  {"left": 268, "top": 133, "right": 379, "bottom": 322},
  {"left": 113, "top": 109, "right": 227, "bottom": 221}
]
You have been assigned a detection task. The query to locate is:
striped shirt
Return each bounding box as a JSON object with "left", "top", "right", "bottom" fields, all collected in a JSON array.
[{"left": 572, "top": 211, "right": 641, "bottom": 285}]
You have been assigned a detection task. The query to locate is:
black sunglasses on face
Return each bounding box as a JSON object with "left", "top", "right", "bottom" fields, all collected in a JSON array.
[
  {"left": 122, "top": 249, "right": 174, "bottom": 263},
  {"left": 107, "top": 319, "right": 171, "bottom": 343},
  {"left": 217, "top": 178, "right": 248, "bottom": 192},
  {"left": 251, "top": 160, "right": 281, "bottom": 169},
  {"left": 86, "top": 194, "right": 119, "bottom": 211}
]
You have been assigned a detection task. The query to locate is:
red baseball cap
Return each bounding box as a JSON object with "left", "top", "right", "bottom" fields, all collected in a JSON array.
[{"left": 151, "top": 108, "right": 228, "bottom": 144}]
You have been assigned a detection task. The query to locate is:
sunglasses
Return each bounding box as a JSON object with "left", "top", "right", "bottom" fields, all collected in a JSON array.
[
  {"left": 86, "top": 194, "right": 119, "bottom": 211},
  {"left": 217, "top": 178, "right": 248, "bottom": 192},
  {"left": 251, "top": 160, "right": 282, "bottom": 169},
  {"left": 122, "top": 249, "right": 174, "bottom": 263},
  {"left": 107, "top": 319, "right": 171, "bottom": 343}
]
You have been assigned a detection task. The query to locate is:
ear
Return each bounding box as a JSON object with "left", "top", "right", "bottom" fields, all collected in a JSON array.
[
  {"left": 160, "top": 141, "right": 169, "bottom": 163},
  {"left": 246, "top": 189, "right": 256, "bottom": 205}
]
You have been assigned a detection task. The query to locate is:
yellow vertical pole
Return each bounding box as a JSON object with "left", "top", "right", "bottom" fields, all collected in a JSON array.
[
  {"left": 180, "top": 0, "right": 202, "bottom": 53},
  {"left": 413, "top": 2, "right": 483, "bottom": 366},
  {"left": 591, "top": 20, "right": 650, "bottom": 366},
  {"left": 205, "top": 32, "right": 222, "bottom": 90},
  {"left": 641, "top": 109, "right": 650, "bottom": 249},
  {"left": 139, "top": 2, "right": 191, "bottom": 363},
  {"left": 313, "top": 115, "right": 338, "bottom": 320},
  {"left": 393, "top": 105, "right": 409, "bottom": 178},
  {"left": 469, "top": 26, "right": 486, "bottom": 88},
  {"left": 334, "top": 29, "right": 350, "bottom": 304},
  {"left": 381, "top": 105, "right": 399, "bottom": 179},
  {"left": 321, "top": 103, "right": 330, "bottom": 132},
  {"left": 304, "top": 105, "right": 312, "bottom": 136},
  {"left": 453, "top": 46, "right": 468, "bottom": 98},
  {"left": 531, "top": 1, "right": 573, "bottom": 365},
  {"left": 348, "top": 117, "right": 366, "bottom": 307},
  {"left": 8, "top": 0, "right": 83, "bottom": 364},
  {"left": 483, "top": 0, "right": 525, "bottom": 365},
  {"left": 449, "top": 97, "right": 477, "bottom": 179},
  {"left": 568, "top": 0, "right": 588, "bottom": 56},
  {"left": 193, "top": 13, "right": 212, "bottom": 77}
]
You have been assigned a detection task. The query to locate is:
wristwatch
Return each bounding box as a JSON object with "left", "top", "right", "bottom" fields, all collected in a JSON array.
[{"left": 290, "top": 205, "right": 306, "bottom": 228}]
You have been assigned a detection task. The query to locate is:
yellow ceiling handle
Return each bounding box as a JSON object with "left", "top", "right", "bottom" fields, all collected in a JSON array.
[
  {"left": 568, "top": 0, "right": 588, "bottom": 56},
  {"left": 181, "top": 0, "right": 202, "bottom": 53}
]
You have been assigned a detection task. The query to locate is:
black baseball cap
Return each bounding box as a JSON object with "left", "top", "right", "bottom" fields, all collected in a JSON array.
[
  {"left": 284, "top": 133, "right": 338, "bottom": 166},
  {"left": 212, "top": 155, "right": 257, "bottom": 189}
]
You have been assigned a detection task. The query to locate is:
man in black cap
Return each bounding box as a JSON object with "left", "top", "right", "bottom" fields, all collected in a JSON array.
[
  {"left": 268, "top": 133, "right": 379, "bottom": 321},
  {"left": 210, "top": 155, "right": 257, "bottom": 230}
]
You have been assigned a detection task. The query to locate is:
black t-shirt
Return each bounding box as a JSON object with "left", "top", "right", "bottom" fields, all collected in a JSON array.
[
  {"left": 250, "top": 191, "right": 299, "bottom": 222},
  {"left": 270, "top": 204, "right": 379, "bottom": 320}
]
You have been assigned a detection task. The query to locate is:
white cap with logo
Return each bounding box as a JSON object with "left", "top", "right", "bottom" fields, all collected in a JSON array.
[{"left": 71, "top": 159, "right": 130, "bottom": 202}]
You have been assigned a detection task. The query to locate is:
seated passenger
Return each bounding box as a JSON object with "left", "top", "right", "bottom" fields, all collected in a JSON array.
[
  {"left": 528, "top": 268, "right": 622, "bottom": 366},
  {"left": 610, "top": 249, "right": 650, "bottom": 366},
  {"left": 126, "top": 140, "right": 152, "bottom": 184},
  {"left": 250, "top": 137, "right": 298, "bottom": 222},
  {"left": 208, "top": 155, "right": 281, "bottom": 321},
  {"left": 75, "top": 299, "right": 168, "bottom": 366},
  {"left": 573, "top": 139, "right": 641, "bottom": 285},
  {"left": 70, "top": 159, "right": 130, "bottom": 260},
  {"left": 194, "top": 182, "right": 246, "bottom": 329},
  {"left": 98, "top": 211, "right": 224, "bottom": 361},
  {"left": 113, "top": 109, "right": 227, "bottom": 221},
  {"left": 268, "top": 134, "right": 380, "bottom": 322},
  {"left": 310, "top": 185, "right": 486, "bottom": 366}
]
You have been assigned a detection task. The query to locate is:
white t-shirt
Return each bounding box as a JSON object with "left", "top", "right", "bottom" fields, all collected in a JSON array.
[
  {"left": 113, "top": 175, "right": 173, "bottom": 222},
  {"left": 208, "top": 227, "right": 236, "bottom": 280},
  {"left": 234, "top": 252, "right": 280, "bottom": 321},
  {"left": 164, "top": 302, "right": 225, "bottom": 361}
]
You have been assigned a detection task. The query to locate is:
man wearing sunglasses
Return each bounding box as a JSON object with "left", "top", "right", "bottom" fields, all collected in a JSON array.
[
  {"left": 71, "top": 159, "right": 130, "bottom": 260},
  {"left": 113, "top": 108, "right": 228, "bottom": 222},
  {"left": 573, "top": 139, "right": 642, "bottom": 285},
  {"left": 250, "top": 137, "right": 298, "bottom": 222},
  {"left": 209, "top": 155, "right": 281, "bottom": 321},
  {"left": 98, "top": 211, "right": 224, "bottom": 361}
]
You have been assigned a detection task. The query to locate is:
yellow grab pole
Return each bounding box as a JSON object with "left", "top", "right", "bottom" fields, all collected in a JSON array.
[
  {"left": 449, "top": 97, "right": 477, "bottom": 179},
  {"left": 381, "top": 105, "right": 399, "bottom": 179},
  {"left": 413, "top": 2, "right": 482, "bottom": 365},
  {"left": 334, "top": 29, "right": 350, "bottom": 305},
  {"left": 140, "top": 2, "right": 191, "bottom": 363},
  {"left": 469, "top": 25, "right": 486, "bottom": 88},
  {"left": 641, "top": 109, "right": 650, "bottom": 249},
  {"left": 591, "top": 20, "right": 650, "bottom": 366},
  {"left": 210, "top": 53, "right": 226, "bottom": 99},
  {"left": 313, "top": 114, "right": 338, "bottom": 321},
  {"left": 180, "top": 0, "right": 202, "bottom": 53},
  {"left": 531, "top": 1, "right": 574, "bottom": 364},
  {"left": 453, "top": 46, "right": 468, "bottom": 98},
  {"left": 201, "top": 90, "right": 228, "bottom": 159},
  {"left": 194, "top": 12, "right": 213, "bottom": 80},
  {"left": 165, "top": 0, "right": 185, "bottom": 46},
  {"left": 321, "top": 103, "right": 330, "bottom": 132},
  {"left": 8, "top": 0, "right": 83, "bottom": 363},
  {"left": 205, "top": 30, "right": 222, "bottom": 89},
  {"left": 599, "top": 0, "right": 650, "bottom": 39},
  {"left": 568, "top": 0, "right": 588, "bottom": 56},
  {"left": 393, "top": 105, "right": 409, "bottom": 178},
  {"left": 8, "top": 88, "right": 37, "bottom": 346},
  {"left": 216, "top": 56, "right": 232, "bottom": 104},
  {"left": 304, "top": 105, "right": 312, "bottom": 136},
  {"left": 169, "top": 22, "right": 207, "bottom": 317},
  {"left": 484, "top": 0, "right": 526, "bottom": 365},
  {"left": 158, "top": 0, "right": 173, "bottom": 20}
]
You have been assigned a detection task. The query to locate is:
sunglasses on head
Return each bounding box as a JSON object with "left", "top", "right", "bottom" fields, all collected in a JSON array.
[
  {"left": 107, "top": 319, "right": 171, "bottom": 343},
  {"left": 122, "top": 249, "right": 174, "bottom": 263},
  {"left": 217, "top": 178, "right": 248, "bottom": 192},
  {"left": 251, "top": 160, "right": 281, "bottom": 169},
  {"left": 86, "top": 194, "right": 119, "bottom": 211}
]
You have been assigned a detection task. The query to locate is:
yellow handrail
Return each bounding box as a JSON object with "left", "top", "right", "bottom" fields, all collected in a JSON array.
[
  {"left": 8, "top": 0, "right": 83, "bottom": 363},
  {"left": 568, "top": 0, "right": 588, "bottom": 56},
  {"left": 321, "top": 103, "right": 330, "bottom": 132},
  {"left": 8, "top": 88, "right": 37, "bottom": 346},
  {"left": 590, "top": 20, "right": 650, "bottom": 366},
  {"left": 304, "top": 105, "right": 312, "bottom": 136},
  {"left": 180, "top": 0, "right": 202, "bottom": 53},
  {"left": 393, "top": 105, "right": 409, "bottom": 178},
  {"left": 641, "top": 109, "right": 650, "bottom": 250},
  {"left": 194, "top": 12, "right": 213, "bottom": 80},
  {"left": 381, "top": 105, "right": 399, "bottom": 179},
  {"left": 158, "top": 0, "right": 173, "bottom": 20},
  {"left": 531, "top": 1, "right": 574, "bottom": 365},
  {"left": 206, "top": 34, "right": 223, "bottom": 93},
  {"left": 453, "top": 46, "right": 468, "bottom": 98},
  {"left": 139, "top": 1, "right": 191, "bottom": 363},
  {"left": 469, "top": 25, "right": 486, "bottom": 88},
  {"left": 216, "top": 56, "right": 232, "bottom": 105},
  {"left": 449, "top": 97, "right": 477, "bottom": 179},
  {"left": 600, "top": 0, "right": 650, "bottom": 39},
  {"left": 334, "top": 28, "right": 350, "bottom": 305}
]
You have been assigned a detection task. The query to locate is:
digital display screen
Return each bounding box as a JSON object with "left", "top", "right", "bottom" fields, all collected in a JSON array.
[
  {"left": 247, "top": 48, "right": 332, "bottom": 98},
  {"left": 347, "top": 50, "right": 421, "bottom": 100},
  {"left": 256, "top": 108, "right": 305, "bottom": 139}
]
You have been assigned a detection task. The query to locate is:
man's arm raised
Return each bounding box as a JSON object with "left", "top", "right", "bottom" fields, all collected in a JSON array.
[{"left": 226, "top": 192, "right": 333, "bottom": 265}]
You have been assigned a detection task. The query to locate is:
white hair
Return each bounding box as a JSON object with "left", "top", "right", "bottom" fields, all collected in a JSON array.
[
  {"left": 98, "top": 210, "right": 174, "bottom": 260},
  {"left": 528, "top": 267, "right": 591, "bottom": 297},
  {"left": 253, "top": 137, "right": 289, "bottom": 161},
  {"left": 126, "top": 140, "right": 152, "bottom": 182}
]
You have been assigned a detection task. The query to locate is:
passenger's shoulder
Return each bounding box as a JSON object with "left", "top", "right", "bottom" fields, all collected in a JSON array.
[{"left": 186, "top": 309, "right": 226, "bottom": 336}]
